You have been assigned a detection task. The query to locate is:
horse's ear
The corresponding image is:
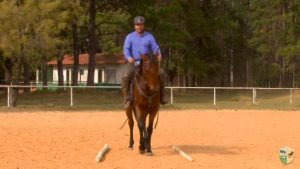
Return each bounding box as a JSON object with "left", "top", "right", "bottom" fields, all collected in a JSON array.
[
  {"left": 154, "top": 53, "right": 159, "bottom": 60},
  {"left": 139, "top": 52, "right": 143, "bottom": 58},
  {"left": 141, "top": 54, "right": 148, "bottom": 61}
]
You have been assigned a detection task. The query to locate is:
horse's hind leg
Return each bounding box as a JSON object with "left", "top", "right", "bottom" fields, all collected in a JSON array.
[{"left": 126, "top": 107, "right": 134, "bottom": 149}]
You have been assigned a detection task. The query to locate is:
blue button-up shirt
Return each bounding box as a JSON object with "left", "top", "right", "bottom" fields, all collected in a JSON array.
[{"left": 123, "top": 31, "right": 161, "bottom": 63}]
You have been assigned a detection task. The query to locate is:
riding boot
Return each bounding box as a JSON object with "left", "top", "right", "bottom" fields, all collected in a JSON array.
[
  {"left": 122, "top": 76, "right": 132, "bottom": 109},
  {"left": 159, "top": 73, "right": 169, "bottom": 105}
]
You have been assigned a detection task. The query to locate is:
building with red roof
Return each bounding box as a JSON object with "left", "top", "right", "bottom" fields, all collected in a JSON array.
[{"left": 36, "top": 53, "right": 126, "bottom": 84}]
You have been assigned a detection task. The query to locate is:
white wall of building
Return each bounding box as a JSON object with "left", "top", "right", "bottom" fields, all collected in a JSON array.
[
  {"left": 53, "top": 69, "right": 58, "bottom": 82},
  {"left": 94, "top": 69, "right": 99, "bottom": 83},
  {"left": 78, "top": 69, "right": 88, "bottom": 82},
  {"left": 39, "top": 64, "right": 126, "bottom": 84},
  {"left": 101, "top": 69, "right": 105, "bottom": 83},
  {"left": 63, "top": 70, "right": 67, "bottom": 82},
  {"left": 104, "top": 64, "right": 127, "bottom": 84},
  {"left": 68, "top": 69, "right": 72, "bottom": 82},
  {"left": 116, "top": 64, "right": 128, "bottom": 84}
]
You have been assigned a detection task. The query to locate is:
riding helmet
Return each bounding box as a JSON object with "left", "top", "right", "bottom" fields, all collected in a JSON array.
[{"left": 134, "top": 16, "right": 145, "bottom": 24}]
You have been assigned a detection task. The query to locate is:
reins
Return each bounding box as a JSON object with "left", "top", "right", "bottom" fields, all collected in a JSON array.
[{"left": 119, "top": 60, "right": 160, "bottom": 130}]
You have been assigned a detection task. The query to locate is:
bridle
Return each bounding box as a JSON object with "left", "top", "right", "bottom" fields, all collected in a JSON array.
[
  {"left": 134, "top": 78, "right": 159, "bottom": 108},
  {"left": 134, "top": 54, "right": 160, "bottom": 108},
  {"left": 134, "top": 54, "right": 161, "bottom": 128}
]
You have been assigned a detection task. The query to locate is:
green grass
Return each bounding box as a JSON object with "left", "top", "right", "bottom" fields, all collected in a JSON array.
[{"left": 1, "top": 88, "right": 300, "bottom": 112}]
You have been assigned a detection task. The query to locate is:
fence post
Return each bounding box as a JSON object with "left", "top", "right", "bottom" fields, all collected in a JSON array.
[
  {"left": 7, "top": 87, "right": 10, "bottom": 108},
  {"left": 170, "top": 88, "right": 173, "bottom": 105},
  {"left": 70, "top": 87, "right": 73, "bottom": 107},
  {"left": 213, "top": 88, "right": 216, "bottom": 106},
  {"left": 252, "top": 88, "right": 256, "bottom": 104},
  {"left": 290, "top": 89, "right": 293, "bottom": 105}
]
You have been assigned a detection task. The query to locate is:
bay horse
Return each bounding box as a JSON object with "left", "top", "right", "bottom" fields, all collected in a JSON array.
[{"left": 126, "top": 53, "right": 160, "bottom": 156}]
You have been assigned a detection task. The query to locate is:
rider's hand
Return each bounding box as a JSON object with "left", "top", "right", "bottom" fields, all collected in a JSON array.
[
  {"left": 127, "top": 57, "right": 135, "bottom": 64},
  {"left": 157, "top": 55, "right": 162, "bottom": 62}
]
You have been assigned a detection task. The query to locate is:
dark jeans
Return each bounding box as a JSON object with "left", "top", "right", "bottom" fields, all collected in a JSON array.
[{"left": 122, "top": 63, "right": 135, "bottom": 80}]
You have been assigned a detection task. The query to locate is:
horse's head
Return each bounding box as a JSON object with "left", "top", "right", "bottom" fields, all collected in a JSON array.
[
  {"left": 139, "top": 53, "right": 159, "bottom": 75},
  {"left": 138, "top": 53, "right": 160, "bottom": 90}
]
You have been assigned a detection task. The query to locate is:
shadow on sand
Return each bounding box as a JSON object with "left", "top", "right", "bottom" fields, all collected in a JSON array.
[{"left": 154, "top": 144, "right": 245, "bottom": 155}]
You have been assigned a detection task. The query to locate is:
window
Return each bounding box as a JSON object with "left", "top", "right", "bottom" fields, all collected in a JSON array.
[
  {"left": 105, "top": 69, "right": 116, "bottom": 84},
  {"left": 80, "top": 69, "right": 84, "bottom": 75},
  {"left": 98, "top": 69, "right": 103, "bottom": 83}
]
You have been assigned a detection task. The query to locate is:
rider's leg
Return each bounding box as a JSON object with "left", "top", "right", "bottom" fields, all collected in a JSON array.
[
  {"left": 159, "top": 69, "right": 169, "bottom": 105},
  {"left": 122, "top": 63, "right": 135, "bottom": 109}
]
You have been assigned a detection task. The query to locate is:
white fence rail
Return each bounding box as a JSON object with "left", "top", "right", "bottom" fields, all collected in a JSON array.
[
  {"left": 168, "top": 87, "right": 295, "bottom": 106},
  {"left": 0, "top": 85, "right": 297, "bottom": 108}
]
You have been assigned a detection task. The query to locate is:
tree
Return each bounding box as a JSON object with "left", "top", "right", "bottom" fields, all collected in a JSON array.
[
  {"left": 0, "top": 0, "right": 74, "bottom": 105},
  {"left": 86, "top": 0, "right": 130, "bottom": 85},
  {"left": 0, "top": 0, "right": 32, "bottom": 106},
  {"left": 249, "top": 0, "right": 300, "bottom": 87},
  {"left": 87, "top": 0, "right": 96, "bottom": 86}
]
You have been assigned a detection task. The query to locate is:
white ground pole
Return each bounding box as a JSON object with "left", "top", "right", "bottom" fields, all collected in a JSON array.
[
  {"left": 95, "top": 144, "right": 110, "bottom": 163},
  {"left": 70, "top": 87, "right": 73, "bottom": 107},
  {"left": 172, "top": 145, "right": 194, "bottom": 162}
]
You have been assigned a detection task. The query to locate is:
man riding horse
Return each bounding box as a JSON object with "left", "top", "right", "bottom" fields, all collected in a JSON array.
[{"left": 122, "top": 16, "right": 168, "bottom": 108}]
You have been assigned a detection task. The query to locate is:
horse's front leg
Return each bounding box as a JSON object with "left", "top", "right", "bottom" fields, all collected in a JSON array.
[
  {"left": 126, "top": 107, "right": 134, "bottom": 149},
  {"left": 145, "top": 111, "right": 156, "bottom": 156},
  {"left": 136, "top": 107, "right": 147, "bottom": 153},
  {"left": 138, "top": 118, "right": 147, "bottom": 153}
]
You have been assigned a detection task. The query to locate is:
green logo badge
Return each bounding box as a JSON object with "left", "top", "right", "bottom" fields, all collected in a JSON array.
[{"left": 279, "top": 146, "right": 295, "bottom": 165}]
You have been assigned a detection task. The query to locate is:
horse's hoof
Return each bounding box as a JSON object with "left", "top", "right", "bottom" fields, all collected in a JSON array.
[
  {"left": 128, "top": 146, "right": 133, "bottom": 150},
  {"left": 139, "top": 147, "right": 145, "bottom": 154},
  {"left": 145, "top": 152, "right": 153, "bottom": 156},
  {"left": 139, "top": 149, "right": 145, "bottom": 154},
  {"left": 139, "top": 145, "right": 145, "bottom": 151}
]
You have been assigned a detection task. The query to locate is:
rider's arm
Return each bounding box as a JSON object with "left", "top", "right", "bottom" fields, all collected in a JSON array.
[
  {"left": 149, "top": 35, "right": 162, "bottom": 61},
  {"left": 123, "top": 35, "right": 134, "bottom": 62}
]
